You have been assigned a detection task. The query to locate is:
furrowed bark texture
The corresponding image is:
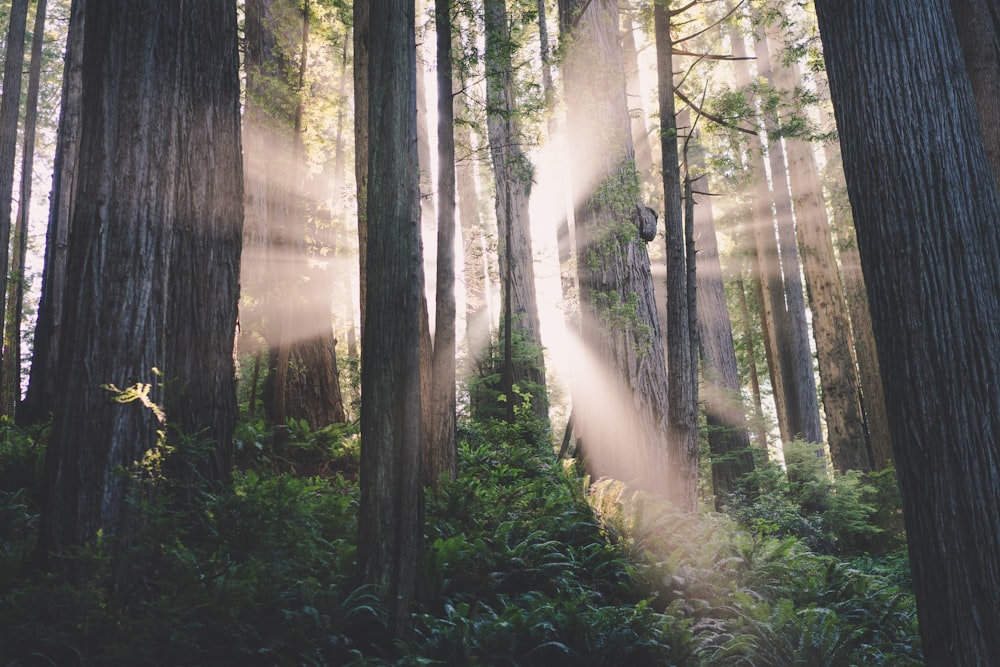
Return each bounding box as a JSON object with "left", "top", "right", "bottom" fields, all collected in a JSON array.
[
  {"left": 559, "top": 0, "right": 670, "bottom": 492},
  {"left": 485, "top": 0, "right": 548, "bottom": 420},
  {"left": 42, "top": 0, "right": 243, "bottom": 557},
  {"left": 816, "top": 1, "right": 1000, "bottom": 663},
  {"left": 359, "top": 0, "right": 424, "bottom": 636}
]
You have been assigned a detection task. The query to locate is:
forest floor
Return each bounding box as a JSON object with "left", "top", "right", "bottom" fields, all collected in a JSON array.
[{"left": 0, "top": 414, "right": 922, "bottom": 665}]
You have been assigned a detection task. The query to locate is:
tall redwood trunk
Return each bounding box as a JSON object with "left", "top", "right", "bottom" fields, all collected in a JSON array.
[
  {"left": 41, "top": 0, "right": 243, "bottom": 559},
  {"left": 816, "top": 1, "right": 1000, "bottom": 662}
]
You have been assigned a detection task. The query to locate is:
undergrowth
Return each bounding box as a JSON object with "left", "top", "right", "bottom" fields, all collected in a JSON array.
[{"left": 0, "top": 415, "right": 921, "bottom": 665}]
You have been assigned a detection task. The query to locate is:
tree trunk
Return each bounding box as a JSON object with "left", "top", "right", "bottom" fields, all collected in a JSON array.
[
  {"left": 735, "top": 276, "right": 769, "bottom": 449},
  {"left": 21, "top": 0, "right": 85, "bottom": 426},
  {"left": 354, "top": 0, "right": 370, "bottom": 335},
  {"left": 3, "top": 0, "right": 47, "bottom": 419},
  {"left": 950, "top": 0, "right": 1000, "bottom": 188},
  {"left": 283, "top": 2, "right": 346, "bottom": 428},
  {"left": 655, "top": 2, "right": 698, "bottom": 510},
  {"left": 622, "top": 12, "right": 655, "bottom": 195},
  {"left": 455, "top": 94, "right": 491, "bottom": 385},
  {"left": 752, "top": 27, "right": 823, "bottom": 447},
  {"left": 426, "top": 0, "right": 457, "bottom": 486},
  {"left": 559, "top": 0, "right": 671, "bottom": 493},
  {"left": 485, "top": 0, "right": 549, "bottom": 421},
  {"left": 0, "top": 0, "right": 28, "bottom": 381},
  {"left": 359, "top": 0, "right": 425, "bottom": 636},
  {"left": 765, "top": 33, "right": 870, "bottom": 471},
  {"left": 41, "top": 0, "right": 243, "bottom": 559},
  {"left": 692, "top": 169, "right": 754, "bottom": 506},
  {"left": 815, "top": 1, "right": 1000, "bottom": 662}
]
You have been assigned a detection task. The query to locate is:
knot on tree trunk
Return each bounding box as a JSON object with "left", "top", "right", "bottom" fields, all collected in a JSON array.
[{"left": 634, "top": 203, "right": 658, "bottom": 242}]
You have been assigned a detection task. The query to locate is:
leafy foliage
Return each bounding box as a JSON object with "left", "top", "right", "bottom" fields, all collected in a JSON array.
[{"left": 0, "top": 412, "right": 920, "bottom": 665}]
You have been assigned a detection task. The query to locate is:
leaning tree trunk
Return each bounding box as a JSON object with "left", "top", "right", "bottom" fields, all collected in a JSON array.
[
  {"left": 359, "top": 0, "right": 425, "bottom": 637},
  {"left": 485, "top": 0, "right": 548, "bottom": 422},
  {"left": 558, "top": 0, "right": 671, "bottom": 494},
  {"left": 41, "top": 0, "right": 243, "bottom": 560},
  {"left": 20, "top": 0, "right": 84, "bottom": 427},
  {"left": 3, "top": 0, "right": 47, "bottom": 419},
  {"left": 816, "top": 1, "right": 1000, "bottom": 663}
]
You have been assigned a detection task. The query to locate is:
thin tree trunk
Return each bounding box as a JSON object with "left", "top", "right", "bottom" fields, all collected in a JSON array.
[
  {"left": 354, "top": 0, "right": 369, "bottom": 335},
  {"left": 20, "top": 0, "right": 84, "bottom": 426},
  {"left": 692, "top": 168, "right": 754, "bottom": 506},
  {"left": 735, "top": 276, "right": 769, "bottom": 449},
  {"left": 0, "top": 0, "right": 29, "bottom": 380},
  {"left": 426, "top": 0, "right": 458, "bottom": 485},
  {"left": 3, "top": 0, "right": 47, "bottom": 418},
  {"left": 655, "top": 1, "right": 698, "bottom": 509},
  {"left": 485, "top": 0, "right": 548, "bottom": 421},
  {"left": 623, "top": 12, "right": 655, "bottom": 194}
]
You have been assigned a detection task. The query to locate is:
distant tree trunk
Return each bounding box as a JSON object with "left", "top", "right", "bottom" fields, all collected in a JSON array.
[
  {"left": 3, "top": 0, "right": 47, "bottom": 419},
  {"left": 622, "top": 12, "right": 655, "bottom": 195},
  {"left": 455, "top": 95, "right": 491, "bottom": 384},
  {"left": 426, "top": 0, "right": 457, "bottom": 486},
  {"left": 655, "top": 1, "right": 698, "bottom": 509},
  {"left": 20, "top": 0, "right": 84, "bottom": 426},
  {"left": 752, "top": 29, "right": 822, "bottom": 447},
  {"left": 353, "top": 0, "right": 370, "bottom": 335},
  {"left": 731, "top": 27, "right": 797, "bottom": 445},
  {"left": 485, "top": 0, "right": 548, "bottom": 421},
  {"left": 692, "top": 169, "right": 754, "bottom": 506},
  {"left": 559, "top": 0, "right": 671, "bottom": 493},
  {"left": 359, "top": 0, "right": 424, "bottom": 637},
  {"left": 766, "top": 34, "right": 870, "bottom": 471},
  {"left": 816, "top": 1, "right": 1000, "bottom": 663},
  {"left": 283, "top": 2, "right": 346, "bottom": 428},
  {"left": 41, "top": 0, "right": 243, "bottom": 559},
  {"left": 0, "top": 0, "right": 29, "bottom": 380},
  {"left": 950, "top": 0, "right": 1000, "bottom": 188},
  {"left": 735, "top": 275, "right": 769, "bottom": 449}
]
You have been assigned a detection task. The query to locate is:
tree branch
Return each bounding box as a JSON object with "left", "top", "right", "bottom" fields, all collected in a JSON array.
[{"left": 675, "top": 87, "right": 758, "bottom": 135}]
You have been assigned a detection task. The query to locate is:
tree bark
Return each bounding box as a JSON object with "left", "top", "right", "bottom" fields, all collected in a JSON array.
[
  {"left": 691, "top": 169, "right": 754, "bottom": 506},
  {"left": 765, "top": 32, "right": 870, "bottom": 471},
  {"left": 950, "top": 0, "right": 1000, "bottom": 189},
  {"left": 21, "top": 0, "right": 84, "bottom": 426},
  {"left": 359, "top": 0, "right": 425, "bottom": 636},
  {"left": 3, "top": 0, "right": 47, "bottom": 419},
  {"left": 752, "top": 27, "right": 822, "bottom": 447},
  {"left": 354, "top": 0, "right": 370, "bottom": 336},
  {"left": 426, "top": 0, "right": 457, "bottom": 486},
  {"left": 559, "top": 0, "right": 671, "bottom": 494},
  {"left": 41, "top": 0, "right": 243, "bottom": 559},
  {"left": 485, "top": 0, "right": 549, "bottom": 421},
  {"left": 655, "top": 2, "right": 698, "bottom": 510},
  {"left": 0, "top": 0, "right": 29, "bottom": 382},
  {"left": 815, "top": 1, "right": 1000, "bottom": 662}
]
